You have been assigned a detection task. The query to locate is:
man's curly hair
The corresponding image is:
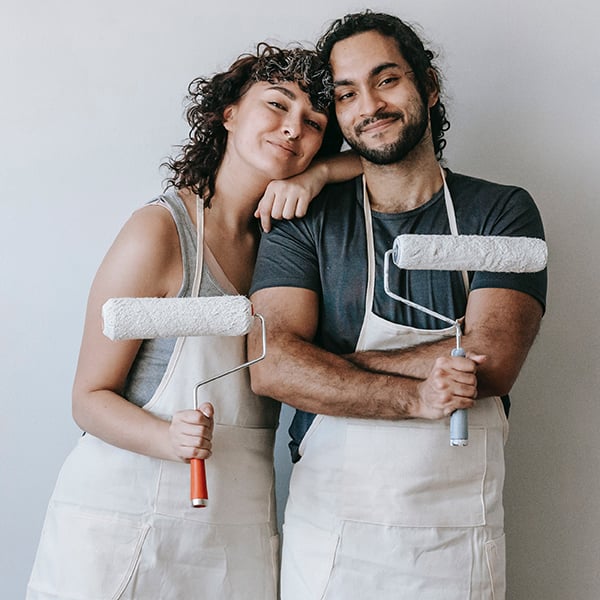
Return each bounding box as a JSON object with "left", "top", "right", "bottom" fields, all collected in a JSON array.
[
  {"left": 317, "top": 10, "right": 450, "bottom": 161},
  {"left": 163, "top": 43, "right": 342, "bottom": 204}
]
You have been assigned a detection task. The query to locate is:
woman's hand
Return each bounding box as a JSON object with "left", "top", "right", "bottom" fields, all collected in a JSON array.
[
  {"left": 168, "top": 402, "right": 214, "bottom": 462},
  {"left": 254, "top": 150, "right": 362, "bottom": 232},
  {"left": 255, "top": 163, "right": 328, "bottom": 232}
]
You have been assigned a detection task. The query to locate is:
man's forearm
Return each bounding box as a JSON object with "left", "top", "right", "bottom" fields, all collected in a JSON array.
[
  {"left": 343, "top": 287, "right": 543, "bottom": 400},
  {"left": 344, "top": 336, "right": 456, "bottom": 379},
  {"left": 248, "top": 286, "right": 479, "bottom": 421},
  {"left": 251, "top": 333, "right": 421, "bottom": 419}
]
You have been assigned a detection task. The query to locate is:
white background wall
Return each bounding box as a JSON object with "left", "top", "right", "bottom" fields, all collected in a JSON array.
[{"left": 1, "top": 1, "right": 598, "bottom": 597}]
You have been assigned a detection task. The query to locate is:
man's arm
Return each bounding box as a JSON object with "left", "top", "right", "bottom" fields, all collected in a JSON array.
[
  {"left": 248, "top": 287, "right": 480, "bottom": 420},
  {"left": 343, "top": 288, "right": 543, "bottom": 398}
]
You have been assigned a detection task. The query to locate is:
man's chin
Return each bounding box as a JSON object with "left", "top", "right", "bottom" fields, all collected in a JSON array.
[{"left": 350, "top": 143, "right": 407, "bottom": 165}]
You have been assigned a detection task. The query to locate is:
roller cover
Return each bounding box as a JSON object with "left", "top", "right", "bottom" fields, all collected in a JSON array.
[
  {"left": 392, "top": 235, "right": 547, "bottom": 272},
  {"left": 102, "top": 296, "right": 254, "bottom": 341}
]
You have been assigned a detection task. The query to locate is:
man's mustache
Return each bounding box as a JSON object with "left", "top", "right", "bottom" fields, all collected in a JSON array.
[{"left": 355, "top": 112, "right": 404, "bottom": 135}]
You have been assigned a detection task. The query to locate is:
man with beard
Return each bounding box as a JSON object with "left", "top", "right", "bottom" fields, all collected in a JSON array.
[{"left": 248, "top": 11, "right": 546, "bottom": 600}]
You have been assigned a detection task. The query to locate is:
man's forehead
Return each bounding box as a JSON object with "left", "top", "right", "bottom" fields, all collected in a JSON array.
[{"left": 329, "top": 31, "right": 408, "bottom": 79}]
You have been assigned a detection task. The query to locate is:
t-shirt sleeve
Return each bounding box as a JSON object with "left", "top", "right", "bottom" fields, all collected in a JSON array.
[
  {"left": 250, "top": 217, "right": 321, "bottom": 296},
  {"left": 469, "top": 186, "right": 548, "bottom": 312}
]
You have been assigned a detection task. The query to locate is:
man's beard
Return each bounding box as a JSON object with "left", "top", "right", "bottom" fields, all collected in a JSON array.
[{"left": 345, "top": 101, "right": 429, "bottom": 165}]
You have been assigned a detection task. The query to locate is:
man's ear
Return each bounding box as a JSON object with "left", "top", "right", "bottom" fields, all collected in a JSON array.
[{"left": 426, "top": 67, "right": 440, "bottom": 108}]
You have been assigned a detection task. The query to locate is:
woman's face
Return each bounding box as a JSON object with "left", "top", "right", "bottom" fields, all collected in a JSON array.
[{"left": 222, "top": 80, "right": 328, "bottom": 182}]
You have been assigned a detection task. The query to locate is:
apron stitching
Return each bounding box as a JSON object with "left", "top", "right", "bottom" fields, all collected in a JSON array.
[{"left": 112, "top": 525, "right": 151, "bottom": 599}]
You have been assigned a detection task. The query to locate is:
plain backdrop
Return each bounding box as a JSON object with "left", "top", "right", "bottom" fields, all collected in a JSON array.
[{"left": 2, "top": 1, "right": 598, "bottom": 598}]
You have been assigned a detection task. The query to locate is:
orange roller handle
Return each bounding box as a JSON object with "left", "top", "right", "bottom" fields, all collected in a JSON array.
[{"left": 190, "top": 458, "right": 208, "bottom": 508}]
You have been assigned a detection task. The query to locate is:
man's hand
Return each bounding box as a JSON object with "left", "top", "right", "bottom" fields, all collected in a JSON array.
[{"left": 414, "top": 354, "right": 486, "bottom": 419}]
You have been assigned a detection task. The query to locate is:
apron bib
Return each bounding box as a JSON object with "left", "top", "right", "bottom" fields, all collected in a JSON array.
[
  {"left": 28, "top": 200, "right": 280, "bottom": 600},
  {"left": 281, "top": 172, "right": 508, "bottom": 600}
]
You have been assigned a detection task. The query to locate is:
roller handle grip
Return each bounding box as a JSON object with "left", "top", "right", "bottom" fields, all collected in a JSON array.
[
  {"left": 190, "top": 458, "right": 208, "bottom": 508},
  {"left": 450, "top": 347, "right": 469, "bottom": 446}
]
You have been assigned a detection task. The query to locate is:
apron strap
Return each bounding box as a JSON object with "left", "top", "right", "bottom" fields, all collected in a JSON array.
[
  {"left": 191, "top": 196, "right": 204, "bottom": 297},
  {"left": 440, "top": 167, "right": 470, "bottom": 295},
  {"left": 361, "top": 177, "right": 377, "bottom": 312},
  {"left": 361, "top": 167, "right": 470, "bottom": 316}
]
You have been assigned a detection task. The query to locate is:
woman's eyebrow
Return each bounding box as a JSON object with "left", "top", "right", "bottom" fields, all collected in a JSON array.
[{"left": 267, "top": 85, "right": 297, "bottom": 100}]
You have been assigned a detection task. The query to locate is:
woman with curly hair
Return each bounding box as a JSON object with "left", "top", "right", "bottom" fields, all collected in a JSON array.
[{"left": 27, "top": 43, "right": 354, "bottom": 600}]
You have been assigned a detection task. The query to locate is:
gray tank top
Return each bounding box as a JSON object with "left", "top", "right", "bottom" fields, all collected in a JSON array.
[{"left": 123, "top": 190, "right": 227, "bottom": 407}]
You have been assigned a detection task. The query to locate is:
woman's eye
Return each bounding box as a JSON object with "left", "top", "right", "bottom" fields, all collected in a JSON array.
[
  {"left": 306, "top": 120, "right": 322, "bottom": 131},
  {"left": 269, "top": 101, "right": 286, "bottom": 110}
]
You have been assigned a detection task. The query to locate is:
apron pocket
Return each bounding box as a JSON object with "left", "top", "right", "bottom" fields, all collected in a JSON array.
[
  {"left": 321, "top": 520, "right": 473, "bottom": 600},
  {"left": 155, "top": 425, "right": 276, "bottom": 524},
  {"left": 281, "top": 520, "right": 340, "bottom": 600},
  {"left": 340, "top": 421, "right": 487, "bottom": 527},
  {"left": 117, "top": 519, "right": 277, "bottom": 600},
  {"left": 28, "top": 502, "right": 148, "bottom": 600}
]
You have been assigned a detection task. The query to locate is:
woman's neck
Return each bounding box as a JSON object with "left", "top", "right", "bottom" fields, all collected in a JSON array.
[{"left": 212, "top": 153, "right": 270, "bottom": 229}]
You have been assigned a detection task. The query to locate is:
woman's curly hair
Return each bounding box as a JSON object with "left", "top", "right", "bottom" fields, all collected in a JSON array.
[
  {"left": 317, "top": 10, "right": 450, "bottom": 161},
  {"left": 163, "top": 43, "right": 342, "bottom": 205}
]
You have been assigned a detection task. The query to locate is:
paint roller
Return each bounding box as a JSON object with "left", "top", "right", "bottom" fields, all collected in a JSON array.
[
  {"left": 102, "top": 295, "right": 266, "bottom": 507},
  {"left": 384, "top": 234, "right": 547, "bottom": 446}
]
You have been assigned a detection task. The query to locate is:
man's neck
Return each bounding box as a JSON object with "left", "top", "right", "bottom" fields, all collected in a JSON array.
[{"left": 361, "top": 151, "right": 443, "bottom": 213}]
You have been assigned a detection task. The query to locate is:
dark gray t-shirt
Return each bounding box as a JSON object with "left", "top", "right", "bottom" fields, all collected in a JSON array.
[{"left": 250, "top": 171, "right": 547, "bottom": 461}]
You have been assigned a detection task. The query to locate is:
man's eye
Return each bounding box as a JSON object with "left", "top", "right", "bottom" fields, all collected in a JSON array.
[
  {"left": 379, "top": 76, "right": 399, "bottom": 87},
  {"left": 336, "top": 91, "right": 354, "bottom": 102}
]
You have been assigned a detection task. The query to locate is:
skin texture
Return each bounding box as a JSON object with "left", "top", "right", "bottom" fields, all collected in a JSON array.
[
  {"left": 72, "top": 81, "right": 332, "bottom": 463},
  {"left": 249, "top": 31, "right": 543, "bottom": 420}
]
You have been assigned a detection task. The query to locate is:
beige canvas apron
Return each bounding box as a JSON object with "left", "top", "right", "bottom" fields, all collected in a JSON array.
[
  {"left": 281, "top": 173, "right": 509, "bottom": 600},
  {"left": 27, "top": 200, "right": 280, "bottom": 600}
]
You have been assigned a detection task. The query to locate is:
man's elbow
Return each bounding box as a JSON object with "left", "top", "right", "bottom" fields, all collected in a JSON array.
[
  {"left": 249, "top": 362, "right": 276, "bottom": 397},
  {"left": 478, "top": 363, "right": 523, "bottom": 398}
]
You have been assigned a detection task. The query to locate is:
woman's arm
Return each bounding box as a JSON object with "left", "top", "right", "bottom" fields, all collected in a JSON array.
[
  {"left": 255, "top": 150, "right": 362, "bottom": 231},
  {"left": 71, "top": 203, "right": 213, "bottom": 462}
]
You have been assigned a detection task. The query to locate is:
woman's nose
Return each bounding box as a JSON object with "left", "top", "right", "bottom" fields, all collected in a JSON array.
[
  {"left": 282, "top": 114, "right": 301, "bottom": 140},
  {"left": 283, "top": 126, "right": 298, "bottom": 139}
]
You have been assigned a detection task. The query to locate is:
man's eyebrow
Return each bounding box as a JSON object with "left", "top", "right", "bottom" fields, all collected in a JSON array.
[
  {"left": 371, "top": 62, "right": 402, "bottom": 77},
  {"left": 334, "top": 62, "right": 402, "bottom": 87}
]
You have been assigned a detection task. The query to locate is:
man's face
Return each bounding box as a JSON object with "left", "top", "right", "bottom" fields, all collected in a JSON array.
[{"left": 330, "top": 30, "right": 434, "bottom": 165}]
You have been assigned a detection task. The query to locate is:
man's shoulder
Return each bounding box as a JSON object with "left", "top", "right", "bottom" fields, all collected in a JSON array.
[
  {"left": 447, "top": 170, "right": 531, "bottom": 197},
  {"left": 311, "top": 176, "right": 361, "bottom": 210},
  {"left": 447, "top": 170, "right": 538, "bottom": 218},
  {"left": 260, "top": 176, "right": 362, "bottom": 239}
]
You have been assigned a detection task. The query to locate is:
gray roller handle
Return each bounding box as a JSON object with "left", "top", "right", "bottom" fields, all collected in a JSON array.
[{"left": 450, "top": 347, "right": 468, "bottom": 446}]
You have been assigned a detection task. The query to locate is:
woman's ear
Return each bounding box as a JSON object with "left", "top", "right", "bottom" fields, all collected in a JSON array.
[{"left": 222, "top": 104, "right": 237, "bottom": 132}]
